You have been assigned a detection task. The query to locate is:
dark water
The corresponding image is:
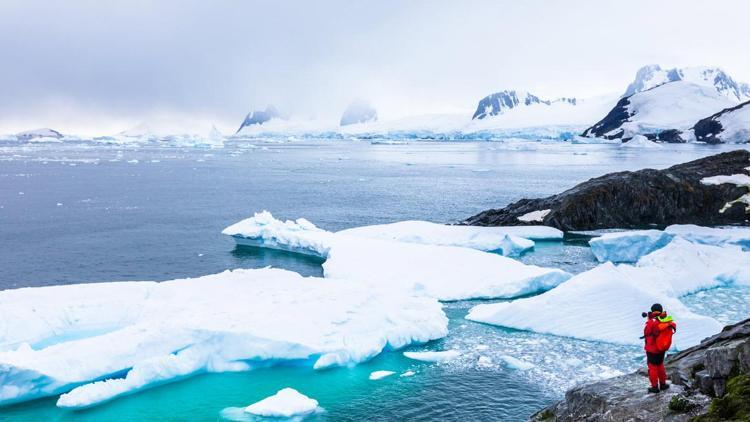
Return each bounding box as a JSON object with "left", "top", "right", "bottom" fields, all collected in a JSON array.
[{"left": 0, "top": 140, "right": 746, "bottom": 421}]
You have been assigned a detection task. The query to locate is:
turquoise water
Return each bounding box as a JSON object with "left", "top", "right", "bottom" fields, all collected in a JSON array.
[{"left": 1, "top": 140, "right": 748, "bottom": 420}]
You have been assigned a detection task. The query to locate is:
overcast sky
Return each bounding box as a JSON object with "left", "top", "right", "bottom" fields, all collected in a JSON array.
[{"left": 1, "top": 0, "right": 749, "bottom": 135}]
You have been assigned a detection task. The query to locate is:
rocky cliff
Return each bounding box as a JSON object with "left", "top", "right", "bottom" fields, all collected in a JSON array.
[
  {"left": 531, "top": 318, "right": 750, "bottom": 421},
  {"left": 463, "top": 150, "right": 750, "bottom": 230}
]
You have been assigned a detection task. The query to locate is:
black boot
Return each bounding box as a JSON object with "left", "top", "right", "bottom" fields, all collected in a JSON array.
[
  {"left": 647, "top": 386, "right": 660, "bottom": 394},
  {"left": 660, "top": 383, "right": 670, "bottom": 391}
]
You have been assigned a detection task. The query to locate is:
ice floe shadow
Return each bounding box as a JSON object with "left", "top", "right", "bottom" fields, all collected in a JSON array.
[{"left": 230, "top": 246, "right": 325, "bottom": 278}]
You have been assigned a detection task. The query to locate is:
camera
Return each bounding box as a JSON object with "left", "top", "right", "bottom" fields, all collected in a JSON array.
[{"left": 642, "top": 312, "right": 649, "bottom": 318}]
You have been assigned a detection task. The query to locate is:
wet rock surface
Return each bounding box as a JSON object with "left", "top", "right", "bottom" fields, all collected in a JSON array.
[
  {"left": 531, "top": 318, "right": 750, "bottom": 421},
  {"left": 463, "top": 150, "right": 750, "bottom": 231}
]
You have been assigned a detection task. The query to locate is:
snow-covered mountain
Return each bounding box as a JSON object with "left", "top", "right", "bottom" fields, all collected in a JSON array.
[
  {"left": 236, "top": 106, "right": 282, "bottom": 133},
  {"left": 472, "top": 90, "right": 577, "bottom": 119},
  {"left": 340, "top": 100, "right": 377, "bottom": 126},
  {"left": 690, "top": 101, "right": 750, "bottom": 144},
  {"left": 623, "top": 64, "right": 750, "bottom": 102},
  {"left": 583, "top": 81, "right": 736, "bottom": 140},
  {"left": 15, "top": 128, "right": 63, "bottom": 140}
]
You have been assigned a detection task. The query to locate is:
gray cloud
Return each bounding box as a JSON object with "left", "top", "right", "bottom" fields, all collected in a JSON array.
[{"left": 1, "top": 0, "right": 749, "bottom": 134}]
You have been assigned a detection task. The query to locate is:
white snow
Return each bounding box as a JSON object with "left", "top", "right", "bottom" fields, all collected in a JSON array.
[
  {"left": 467, "top": 261, "right": 723, "bottom": 351},
  {"left": 232, "top": 93, "right": 617, "bottom": 140},
  {"left": 701, "top": 173, "right": 750, "bottom": 212},
  {"left": 517, "top": 209, "right": 551, "bottom": 223},
  {"left": 499, "top": 355, "right": 535, "bottom": 370},
  {"left": 0, "top": 268, "right": 447, "bottom": 407},
  {"left": 620, "top": 134, "right": 661, "bottom": 148},
  {"left": 712, "top": 104, "right": 750, "bottom": 143},
  {"left": 225, "top": 212, "right": 571, "bottom": 301},
  {"left": 369, "top": 370, "right": 395, "bottom": 380},
  {"left": 244, "top": 388, "right": 320, "bottom": 418},
  {"left": 403, "top": 350, "right": 461, "bottom": 363},
  {"left": 618, "top": 81, "right": 736, "bottom": 138},
  {"left": 589, "top": 230, "right": 673, "bottom": 262},
  {"left": 338, "top": 219, "right": 563, "bottom": 246},
  {"left": 400, "top": 370, "right": 416, "bottom": 377},
  {"left": 665, "top": 224, "right": 750, "bottom": 251}
]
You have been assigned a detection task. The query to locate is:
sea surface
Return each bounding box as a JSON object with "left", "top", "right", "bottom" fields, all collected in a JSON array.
[{"left": 1, "top": 139, "right": 748, "bottom": 421}]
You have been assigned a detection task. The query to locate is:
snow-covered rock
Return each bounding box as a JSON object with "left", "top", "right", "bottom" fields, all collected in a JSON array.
[
  {"left": 589, "top": 230, "right": 673, "bottom": 262},
  {"left": 623, "top": 65, "right": 750, "bottom": 102},
  {"left": 224, "top": 212, "right": 571, "bottom": 301},
  {"left": 692, "top": 100, "right": 750, "bottom": 144},
  {"left": 620, "top": 134, "right": 661, "bottom": 148},
  {"left": 244, "top": 388, "right": 321, "bottom": 418},
  {"left": 467, "top": 260, "right": 724, "bottom": 351},
  {"left": 340, "top": 100, "right": 377, "bottom": 126},
  {"left": 701, "top": 173, "right": 750, "bottom": 213},
  {"left": 403, "top": 350, "right": 461, "bottom": 362},
  {"left": 583, "top": 81, "right": 736, "bottom": 140},
  {"left": 15, "top": 128, "right": 63, "bottom": 141},
  {"left": 473, "top": 90, "right": 577, "bottom": 119},
  {"left": 0, "top": 268, "right": 447, "bottom": 407},
  {"left": 236, "top": 105, "right": 282, "bottom": 133},
  {"left": 337, "top": 220, "right": 562, "bottom": 254}
]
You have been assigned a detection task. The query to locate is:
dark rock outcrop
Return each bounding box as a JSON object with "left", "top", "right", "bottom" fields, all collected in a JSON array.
[
  {"left": 581, "top": 96, "right": 631, "bottom": 139},
  {"left": 463, "top": 150, "right": 750, "bottom": 231},
  {"left": 693, "top": 100, "right": 750, "bottom": 144},
  {"left": 236, "top": 105, "right": 281, "bottom": 133},
  {"left": 531, "top": 318, "right": 750, "bottom": 421},
  {"left": 472, "top": 90, "right": 577, "bottom": 120}
]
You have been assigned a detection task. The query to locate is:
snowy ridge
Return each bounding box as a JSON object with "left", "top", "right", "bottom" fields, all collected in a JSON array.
[
  {"left": 0, "top": 268, "right": 447, "bottom": 407},
  {"left": 224, "top": 212, "right": 571, "bottom": 301},
  {"left": 623, "top": 65, "right": 750, "bottom": 102}
]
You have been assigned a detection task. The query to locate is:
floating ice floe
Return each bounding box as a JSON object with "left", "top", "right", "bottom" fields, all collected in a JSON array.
[
  {"left": 467, "top": 261, "right": 723, "bottom": 351},
  {"left": 403, "top": 350, "right": 462, "bottom": 363},
  {"left": 244, "top": 388, "right": 321, "bottom": 418},
  {"left": 224, "top": 212, "right": 571, "bottom": 301},
  {"left": 620, "top": 134, "right": 662, "bottom": 148},
  {"left": 0, "top": 268, "right": 447, "bottom": 408},
  {"left": 589, "top": 229, "right": 673, "bottom": 262},
  {"left": 465, "top": 238, "right": 749, "bottom": 351},
  {"left": 369, "top": 370, "right": 395, "bottom": 380}
]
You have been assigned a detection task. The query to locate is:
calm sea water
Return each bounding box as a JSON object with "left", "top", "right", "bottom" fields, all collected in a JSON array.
[{"left": 1, "top": 140, "right": 747, "bottom": 421}]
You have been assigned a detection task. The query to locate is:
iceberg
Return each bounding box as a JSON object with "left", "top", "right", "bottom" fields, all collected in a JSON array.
[
  {"left": 244, "top": 388, "right": 321, "bottom": 418},
  {"left": 339, "top": 220, "right": 562, "bottom": 245},
  {"left": 467, "top": 239, "right": 746, "bottom": 349},
  {"left": 499, "top": 355, "right": 535, "bottom": 370},
  {"left": 225, "top": 212, "right": 571, "bottom": 301},
  {"left": 665, "top": 224, "right": 750, "bottom": 251},
  {"left": 467, "top": 262, "right": 723, "bottom": 350},
  {"left": 589, "top": 230, "right": 673, "bottom": 262},
  {"left": 0, "top": 268, "right": 447, "bottom": 408},
  {"left": 403, "top": 350, "right": 462, "bottom": 363},
  {"left": 588, "top": 224, "right": 750, "bottom": 263}
]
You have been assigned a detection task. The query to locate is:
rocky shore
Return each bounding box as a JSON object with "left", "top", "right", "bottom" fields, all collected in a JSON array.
[
  {"left": 463, "top": 150, "right": 750, "bottom": 231},
  {"left": 531, "top": 318, "right": 750, "bottom": 421}
]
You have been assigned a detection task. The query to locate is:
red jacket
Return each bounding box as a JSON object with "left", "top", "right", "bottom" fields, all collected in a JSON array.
[{"left": 644, "top": 315, "right": 677, "bottom": 353}]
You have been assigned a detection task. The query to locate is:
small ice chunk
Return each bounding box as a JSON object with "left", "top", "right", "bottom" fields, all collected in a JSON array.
[
  {"left": 621, "top": 135, "right": 662, "bottom": 148},
  {"left": 517, "top": 209, "right": 551, "bottom": 223},
  {"left": 400, "top": 370, "right": 416, "bottom": 377},
  {"left": 500, "top": 355, "right": 535, "bottom": 370},
  {"left": 369, "top": 370, "right": 395, "bottom": 380},
  {"left": 403, "top": 350, "right": 461, "bottom": 362},
  {"left": 477, "top": 356, "right": 493, "bottom": 367},
  {"left": 244, "top": 388, "right": 320, "bottom": 418}
]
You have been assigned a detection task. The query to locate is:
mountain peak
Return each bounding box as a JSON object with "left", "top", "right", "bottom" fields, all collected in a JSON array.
[
  {"left": 624, "top": 65, "right": 750, "bottom": 102},
  {"left": 472, "top": 90, "right": 577, "bottom": 120}
]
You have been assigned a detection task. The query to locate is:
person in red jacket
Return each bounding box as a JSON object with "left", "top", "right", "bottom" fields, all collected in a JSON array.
[{"left": 643, "top": 303, "right": 677, "bottom": 393}]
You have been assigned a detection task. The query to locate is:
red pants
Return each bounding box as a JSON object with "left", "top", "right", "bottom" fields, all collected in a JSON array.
[{"left": 646, "top": 352, "right": 667, "bottom": 387}]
